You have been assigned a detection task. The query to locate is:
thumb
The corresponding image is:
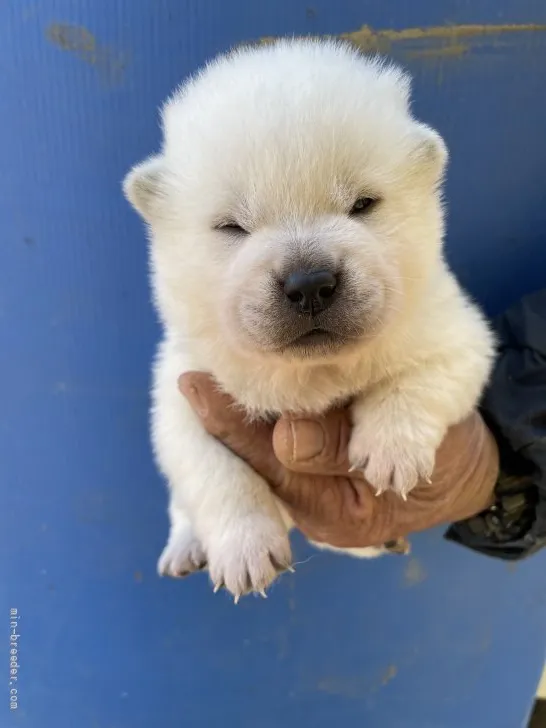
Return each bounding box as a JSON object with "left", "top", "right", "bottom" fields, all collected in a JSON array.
[
  {"left": 273, "top": 408, "right": 355, "bottom": 475},
  {"left": 178, "top": 372, "right": 282, "bottom": 484}
]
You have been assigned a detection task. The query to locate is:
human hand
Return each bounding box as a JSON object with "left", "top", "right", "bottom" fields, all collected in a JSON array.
[{"left": 179, "top": 373, "right": 499, "bottom": 549}]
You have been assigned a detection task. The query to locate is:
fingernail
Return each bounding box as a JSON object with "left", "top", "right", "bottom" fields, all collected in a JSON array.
[
  {"left": 289, "top": 420, "right": 325, "bottom": 462},
  {"left": 184, "top": 384, "right": 208, "bottom": 419}
]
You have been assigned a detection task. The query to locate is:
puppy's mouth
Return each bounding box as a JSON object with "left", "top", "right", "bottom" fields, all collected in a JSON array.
[{"left": 286, "top": 326, "right": 343, "bottom": 351}]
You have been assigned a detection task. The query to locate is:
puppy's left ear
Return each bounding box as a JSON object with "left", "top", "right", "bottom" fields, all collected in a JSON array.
[
  {"left": 407, "top": 124, "right": 448, "bottom": 188},
  {"left": 122, "top": 155, "right": 168, "bottom": 222}
]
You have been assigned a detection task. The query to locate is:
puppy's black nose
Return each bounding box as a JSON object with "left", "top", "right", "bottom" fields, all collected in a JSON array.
[{"left": 283, "top": 270, "right": 338, "bottom": 315}]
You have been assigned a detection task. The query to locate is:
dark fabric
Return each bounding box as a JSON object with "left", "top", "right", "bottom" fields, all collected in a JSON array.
[
  {"left": 528, "top": 699, "right": 546, "bottom": 728},
  {"left": 446, "top": 289, "right": 546, "bottom": 559}
]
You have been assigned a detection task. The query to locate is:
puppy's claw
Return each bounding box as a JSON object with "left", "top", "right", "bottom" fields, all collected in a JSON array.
[
  {"left": 286, "top": 565, "right": 296, "bottom": 574},
  {"left": 234, "top": 593, "right": 241, "bottom": 605},
  {"left": 207, "top": 518, "right": 292, "bottom": 600},
  {"left": 259, "top": 589, "right": 268, "bottom": 599},
  {"left": 349, "top": 458, "right": 368, "bottom": 476},
  {"left": 213, "top": 582, "right": 223, "bottom": 594}
]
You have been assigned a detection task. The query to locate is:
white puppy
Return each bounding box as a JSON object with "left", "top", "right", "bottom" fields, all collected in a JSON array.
[{"left": 123, "top": 38, "right": 494, "bottom": 600}]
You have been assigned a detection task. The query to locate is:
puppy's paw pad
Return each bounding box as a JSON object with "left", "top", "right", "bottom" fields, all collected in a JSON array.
[
  {"left": 207, "top": 516, "right": 292, "bottom": 600},
  {"left": 157, "top": 526, "right": 207, "bottom": 578},
  {"left": 349, "top": 428, "right": 435, "bottom": 499}
]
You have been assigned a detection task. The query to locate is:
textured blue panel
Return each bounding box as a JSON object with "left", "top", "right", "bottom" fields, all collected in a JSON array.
[{"left": 2, "top": 2, "right": 546, "bottom": 727}]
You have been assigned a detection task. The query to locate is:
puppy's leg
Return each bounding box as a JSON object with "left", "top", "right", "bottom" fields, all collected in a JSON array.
[
  {"left": 310, "top": 540, "right": 410, "bottom": 558},
  {"left": 153, "top": 341, "right": 292, "bottom": 599},
  {"left": 311, "top": 541, "right": 386, "bottom": 559},
  {"left": 349, "top": 348, "right": 492, "bottom": 498},
  {"left": 157, "top": 503, "right": 207, "bottom": 578},
  {"left": 349, "top": 285, "right": 494, "bottom": 498},
  {"left": 349, "top": 375, "right": 443, "bottom": 499}
]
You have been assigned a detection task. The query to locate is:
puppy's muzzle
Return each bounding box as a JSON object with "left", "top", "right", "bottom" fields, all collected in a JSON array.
[{"left": 282, "top": 268, "right": 338, "bottom": 316}]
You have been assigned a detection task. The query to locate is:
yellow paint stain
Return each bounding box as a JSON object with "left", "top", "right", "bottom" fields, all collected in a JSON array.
[
  {"left": 404, "top": 557, "right": 427, "bottom": 587},
  {"left": 47, "top": 23, "right": 97, "bottom": 57},
  {"left": 258, "top": 22, "right": 546, "bottom": 61},
  {"left": 407, "top": 43, "right": 468, "bottom": 60},
  {"left": 46, "top": 23, "right": 127, "bottom": 82},
  {"left": 343, "top": 22, "right": 546, "bottom": 47},
  {"left": 381, "top": 664, "right": 398, "bottom": 685},
  {"left": 317, "top": 663, "right": 398, "bottom": 697},
  {"left": 343, "top": 23, "right": 546, "bottom": 59}
]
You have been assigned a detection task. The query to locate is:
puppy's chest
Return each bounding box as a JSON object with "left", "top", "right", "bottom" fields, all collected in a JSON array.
[{"left": 222, "top": 363, "right": 371, "bottom": 419}]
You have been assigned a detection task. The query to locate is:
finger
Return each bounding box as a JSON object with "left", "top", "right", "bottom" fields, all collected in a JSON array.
[
  {"left": 178, "top": 372, "right": 282, "bottom": 484},
  {"left": 272, "top": 409, "right": 358, "bottom": 476},
  {"left": 273, "top": 471, "right": 389, "bottom": 548}
]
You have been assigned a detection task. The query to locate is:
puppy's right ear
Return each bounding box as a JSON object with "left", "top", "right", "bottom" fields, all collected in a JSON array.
[
  {"left": 122, "top": 155, "right": 168, "bottom": 222},
  {"left": 407, "top": 124, "right": 448, "bottom": 189}
]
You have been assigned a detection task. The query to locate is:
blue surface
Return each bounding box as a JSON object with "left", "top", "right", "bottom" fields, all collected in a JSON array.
[{"left": 2, "top": 2, "right": 546, "bottom": 727}]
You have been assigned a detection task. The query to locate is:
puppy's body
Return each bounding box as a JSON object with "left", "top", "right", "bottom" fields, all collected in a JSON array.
[{"left": 124, "top": 39, "right": 495, "bottom": 599}]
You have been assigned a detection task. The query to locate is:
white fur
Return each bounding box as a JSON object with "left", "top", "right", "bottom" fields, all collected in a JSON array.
[{"left": 123, "top": 39, "right": 495, "bottom": 599}]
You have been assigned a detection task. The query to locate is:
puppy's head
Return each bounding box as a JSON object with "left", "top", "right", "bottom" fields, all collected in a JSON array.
[{"left": 124, "top": 39, "right": 447, "bottom": 363}]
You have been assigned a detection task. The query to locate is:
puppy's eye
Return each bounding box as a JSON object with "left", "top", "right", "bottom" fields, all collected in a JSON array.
[
  {"left": 350, "top": 197, "right": 378, "bottom": 215},
  {"left": 215, "top": 222, "right": 249, "bottom": 236}
]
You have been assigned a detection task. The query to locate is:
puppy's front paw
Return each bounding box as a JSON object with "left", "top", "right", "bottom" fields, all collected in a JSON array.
[
  {"left": 158, "top": 521, "right": 207, "bottom": 578},
  {"left": 350, "top": 435, "right": 434, "bottom": 498},
  {"left": 206, "top": 516, "right": 292, "bottom": 602},
  {"left": 349, "top": 401, "right": 440, "bottom": 499}
]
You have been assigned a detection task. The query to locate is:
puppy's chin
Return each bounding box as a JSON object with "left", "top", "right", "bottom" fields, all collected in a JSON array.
[
  {"left": 276, "top": 328, "right": 350, "bottom": 361},
  {"left": 224, "top": 304, "right": 389, "bottom": 365},
  {"left": 282, "top": 322, "right": 392, "bottom": 362}
]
